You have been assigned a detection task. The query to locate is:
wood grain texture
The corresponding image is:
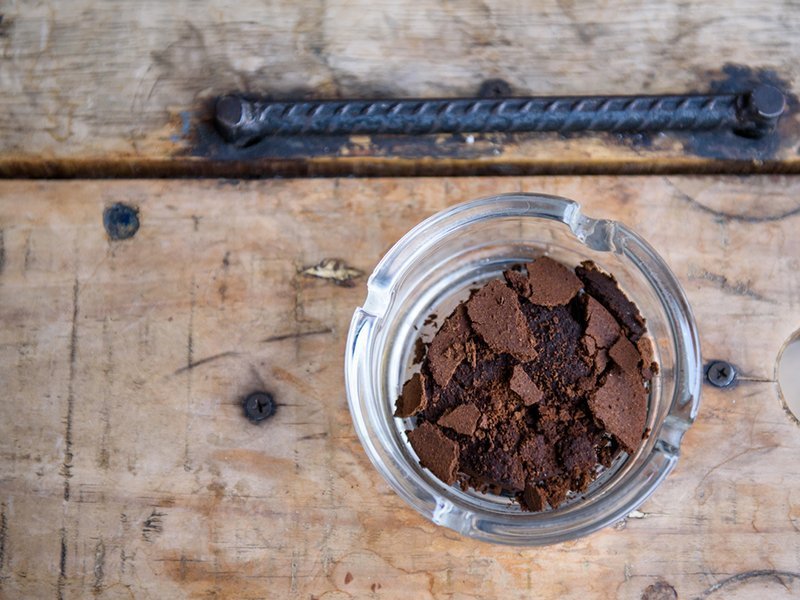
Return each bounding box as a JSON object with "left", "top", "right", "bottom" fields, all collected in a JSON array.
[
  {"left": 1, "top": 176, "right": 799, "bottom": 599},
  {"left": 1, "top": 1, "right": 799, "bottom": 176}
]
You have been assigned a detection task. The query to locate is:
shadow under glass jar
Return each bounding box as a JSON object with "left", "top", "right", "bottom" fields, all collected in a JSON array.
[{"left": 345, "top": 194, "right": 701, "bottom": 546}]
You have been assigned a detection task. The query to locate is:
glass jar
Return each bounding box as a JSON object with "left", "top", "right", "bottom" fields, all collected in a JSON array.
[{"left": 345, "top": 194, "right": 701, "bottom": 545}]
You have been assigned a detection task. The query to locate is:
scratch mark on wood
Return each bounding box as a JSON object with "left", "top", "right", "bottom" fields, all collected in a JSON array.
[
  {"left": 248, "top": 364, "right": 268, "bottom": 390},
  {"left": 290, "top": 551, "right": 299, "bottom": 594},
  {"left": 184, "top": 275, "right": 195, "bottom": 473},
  {"left": 23, "top": 232, "right": 32, "bottom": 272},
  {"left": 57, "top": 527, "right": 67, "bottom": 600},
  {"left": 789, "top": 504, "right": 800, "bottom": 533},
  {"left": 61, "top": 276, "right": 79, "bottom": 501},
  {"left": 97, "top": 319, "right": 113, "bottom": 470},
  {"left": 736, "top": 375, "right": 775, "bottom": 383},
  {"left": 687, "top": 268, "right": 773, "bottom": 303},
  {"left": 692, "top": 569, "right": 800, "bottom": 598},
  {"left": 261, "top": 327, "right": 333, "bottom": 343},
  {"left": 298, "top": 432, "right": 329, "bottom": 441},
  {"left": 119, "top": 548, "right": 134, "bottom": 575},
  {"left": 0, "top": 503, "right": 7, "bottom": 577},
  {"left": 142, "top": 510, "right": 166, "bottom": 542},
  {"left": 666, "top": 178, "right": 800, "bottom": 223},
  {"left": 172, "top": 350, "right": 239, "bottom": 375},
  {"left": 0, "top": 229, "right": 5, "bottom": 275},
  {"left": 92, "top": 539, "right": 105, "bottom": 594},
  {"left": 694, "top": 445, "right": 778, "bottom": 501}
]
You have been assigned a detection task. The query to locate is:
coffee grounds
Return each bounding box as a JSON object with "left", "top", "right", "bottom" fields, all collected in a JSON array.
[{"left": 397, "top": 256, "right": 657, "bottom": 512}]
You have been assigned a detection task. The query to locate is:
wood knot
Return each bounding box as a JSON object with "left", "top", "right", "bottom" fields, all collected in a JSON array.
[{"left": 641, "top": 580, "right": 677, "bottom": 600}]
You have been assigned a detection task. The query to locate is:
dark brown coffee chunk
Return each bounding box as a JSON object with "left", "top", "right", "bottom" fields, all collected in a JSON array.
[
  {"left": 576, "top": 261, "right": 646, "bottom": 341},
  {"left": 560, "top": 435, "right": 597, "bottom": 475},
  {"left": 524, "top": 256, "right": 583, "bottom": 306},
  {"left": 438, "top": 404, "right": 481, "bottom": 436},
  {"left": 468, "top": 447, "right": 527, "bottom": 492},
  {"left": 521, "top": 484, "right": 547, "bottom": 512},
  {"left": 428, "top": 304, "right": 472, "bottom": 387},
  {"left": 407, "top": 421, "right": 460, "bottom": 485},
  {"left": 504, "top": 269, "right": 534, "bottom": 298},
  {"left": 543, "top": 479, "right": 570, "bottom": 508},
  {"left": 466, "top": 279, "right": 538, "bottom": 362},
  {"left": 397, "top": 259, "right": 654, "bottom": 512},
  {"left": 584, "top": 295, "right": 621, "bottom": 350},
  {"left": 509, "top": 365, "right": 544, "bottom": 406},
  {"left": 588, "top": 367, "right": 648, "bottom": 453},
  {"left": 518, "top": 434, "right": 560, "bottom": 479},
  {"left": 609, "top": 335, "right": 640, "bottom": 373},
  {"left": 637, "top": 337, "right": 659, "bottom": 378},
  {"left": 394, "top": 372, "right": 428, "bottom": 418}
]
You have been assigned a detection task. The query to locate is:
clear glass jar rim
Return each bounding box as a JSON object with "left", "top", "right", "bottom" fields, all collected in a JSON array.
[{"left": 346, "top": 193, "right": 702, "bottom": 545}]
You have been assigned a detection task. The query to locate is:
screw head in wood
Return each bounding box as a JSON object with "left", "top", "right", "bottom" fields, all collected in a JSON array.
[
  {"left": 243, "top": 391, "right": 276, "bottom": 423},
  {"left": 706, "top": 360, "right": 736, "bottom": 388},
  {"left": 103, "top": 203, "right": 140, "bottom": 240}
]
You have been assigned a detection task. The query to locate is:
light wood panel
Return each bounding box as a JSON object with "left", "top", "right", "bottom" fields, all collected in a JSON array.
[
  {"left": 1, "top": 176, "right": 799, "bottom": 598},
  {"left": 1, "top": 2, "right": 799, "bottom": 176}
]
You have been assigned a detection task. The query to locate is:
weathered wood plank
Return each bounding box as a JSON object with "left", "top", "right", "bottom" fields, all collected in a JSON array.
[
  {"left": 1, "top": 2, "right": 799, "bottom": 176},
  {"left": 1, "top": 176, "right": 799, "bottom": 598}
]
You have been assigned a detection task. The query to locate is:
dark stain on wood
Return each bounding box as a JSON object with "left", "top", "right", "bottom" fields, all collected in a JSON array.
[
  {"left": 57, "top": 527, "right": 67, "bottom": 600},
  {"left": 4, "top": 153, "right": 800, "bottom": 178},
  {"left": 142, "top": 510, "right": 166, "bottom": 542},
  {"left": 0, "top": 229, "right": 5, "bottom": 275}
]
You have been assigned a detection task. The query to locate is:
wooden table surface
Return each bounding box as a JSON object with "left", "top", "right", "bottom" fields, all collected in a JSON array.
[
  {"left": 2, "top": 2, "right": 800, "bottom": 599},
  {"left": 1, "top": 177, "right": 800, "bottom": 599}
]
